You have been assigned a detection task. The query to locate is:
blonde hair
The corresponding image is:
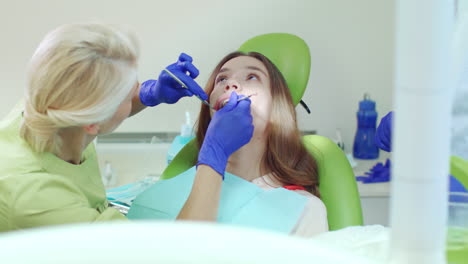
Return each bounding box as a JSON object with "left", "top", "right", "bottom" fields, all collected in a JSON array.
[
  {"left": 20, "top": 23, "right": 139, "bottom": 153},
  {"left": 196, "top": 52, "right": 320, "bottom": 197}
]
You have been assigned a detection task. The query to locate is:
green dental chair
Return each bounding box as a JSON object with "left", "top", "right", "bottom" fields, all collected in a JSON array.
[
  {"left": 450, "top": 156, "right": 468, "bottom": 190},
  {"left": 161, "top": 33, "right": 364, "bottom": 231}
]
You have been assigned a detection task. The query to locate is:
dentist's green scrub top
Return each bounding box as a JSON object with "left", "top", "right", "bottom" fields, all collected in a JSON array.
[{"left": 0, "top": 104, "right": 126, "bottom": 232}]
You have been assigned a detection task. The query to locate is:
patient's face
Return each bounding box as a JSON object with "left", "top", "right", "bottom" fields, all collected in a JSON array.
[{"left": 210, "top": 56, "right": 272, "bottom": 134}]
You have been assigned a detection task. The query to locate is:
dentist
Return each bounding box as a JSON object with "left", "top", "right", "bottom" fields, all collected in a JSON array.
[{"left": 0, "top": 23, "right": 253, "bottom": 232}]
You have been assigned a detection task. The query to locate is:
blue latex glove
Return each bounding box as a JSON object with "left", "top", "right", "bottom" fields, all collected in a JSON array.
[
  {"left": 356, "top": 159, "right": 391, "bottom": 183},
  {"left": 197, "top": 92, "right": 254, "bottom": 178},
  {"left": 139, "top": 53, "right": 208, "bottom": 106},
  {"left": 375, "top": 111, "right": 393, "bottom": 152}
]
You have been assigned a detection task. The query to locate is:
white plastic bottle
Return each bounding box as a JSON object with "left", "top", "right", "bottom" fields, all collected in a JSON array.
[
  {"left": 102, "top": 161, "right": 117, "bottom": 188},
  {"left": 166, "top": 111, "right": 195, "bottom": 164}
]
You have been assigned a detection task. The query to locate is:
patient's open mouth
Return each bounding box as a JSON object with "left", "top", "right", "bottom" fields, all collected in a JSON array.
[
  {"left": 220, "top": 98, "right": 230, "bottom": 108},
  {"left": 214, "top": 93, "right": 257, "bottom": 111}
]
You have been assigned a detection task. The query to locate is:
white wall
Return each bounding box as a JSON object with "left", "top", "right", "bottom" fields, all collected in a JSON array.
[{"left": 0, "top": 0, "right": 395, "bottom": 151}]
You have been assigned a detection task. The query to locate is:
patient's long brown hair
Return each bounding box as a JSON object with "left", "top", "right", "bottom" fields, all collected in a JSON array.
[{"left": 196, "top": 52, "right": 320, "bottom": 197}]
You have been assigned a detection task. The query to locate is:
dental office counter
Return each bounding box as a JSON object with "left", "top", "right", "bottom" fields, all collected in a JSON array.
[
  {"left": 353, "top": 152, "right": 392, "bottom": 227},
  {"left": 357, "top": 182, "right": 391, "bottom": 227}
]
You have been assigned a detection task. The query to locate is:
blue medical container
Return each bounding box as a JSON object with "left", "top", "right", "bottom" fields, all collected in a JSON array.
[{"left": 353, "top": 94, "right": 379, "bottom": 159}]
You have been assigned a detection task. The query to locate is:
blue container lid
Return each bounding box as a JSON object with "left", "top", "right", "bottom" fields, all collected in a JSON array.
[{"left": 359, "top": 94, "right": 375, "bottom": 111}]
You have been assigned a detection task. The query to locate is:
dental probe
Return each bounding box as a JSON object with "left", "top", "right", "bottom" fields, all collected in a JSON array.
[{"left": 163, "top": 68, "right": 214, "bottom": 109}]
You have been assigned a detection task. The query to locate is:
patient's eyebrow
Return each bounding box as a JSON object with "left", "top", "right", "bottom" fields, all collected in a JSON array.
[
  {"left": 246, "top": 66, "right": 267, "bottom": 77},
  {"left": 218, "top": 65, "right": 267, "bottom": 77},
  {"left": 218, "top": 68, "right": 230, "bottom": 74}
]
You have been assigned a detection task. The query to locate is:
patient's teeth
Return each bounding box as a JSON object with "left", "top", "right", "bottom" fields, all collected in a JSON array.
[{"left": 221, "top": 99, "right": 229, "bottom": 108}]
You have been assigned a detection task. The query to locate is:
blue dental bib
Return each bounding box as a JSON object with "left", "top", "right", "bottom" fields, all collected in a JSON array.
[{"left": 128, "top": 167, "right": 308, "bottom": 234}]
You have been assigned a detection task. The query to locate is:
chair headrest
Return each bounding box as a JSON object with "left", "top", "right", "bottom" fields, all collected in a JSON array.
[{"left": 239, "top": 33, "right": 311, "bottom": 106}]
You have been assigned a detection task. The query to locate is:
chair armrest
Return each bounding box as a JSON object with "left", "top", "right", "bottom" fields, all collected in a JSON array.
[{"left": 161, "top": 138, "right": 199, "bottom": 180}]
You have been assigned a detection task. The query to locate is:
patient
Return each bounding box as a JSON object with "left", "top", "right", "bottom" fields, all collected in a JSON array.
[{"left": 129, "top": 52, "right": 328, "bottom": 237}]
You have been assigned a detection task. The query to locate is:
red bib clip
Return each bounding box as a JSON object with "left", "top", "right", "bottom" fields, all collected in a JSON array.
[{"left": 282, "top": 185, "right": 306, "bottom": 191}]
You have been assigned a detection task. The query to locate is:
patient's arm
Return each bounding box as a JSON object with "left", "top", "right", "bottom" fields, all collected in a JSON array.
[{"left": 177, "top": 165, "right": 223, "bottom": 221}]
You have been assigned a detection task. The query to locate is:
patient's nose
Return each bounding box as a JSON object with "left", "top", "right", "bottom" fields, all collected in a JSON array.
[{"left": 225, "top": 80, "right": 240, "bottom": 91}]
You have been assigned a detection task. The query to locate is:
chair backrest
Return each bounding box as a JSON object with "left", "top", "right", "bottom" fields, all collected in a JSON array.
[
  {"left": 302, "top": 135, "right": 363, "bottom": 230},
  {"left": 238, "top": 33, "right": 310, "bottom": 106},
  {"left": 161, "top": 33, "right": 363, "bottom": 230}
]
